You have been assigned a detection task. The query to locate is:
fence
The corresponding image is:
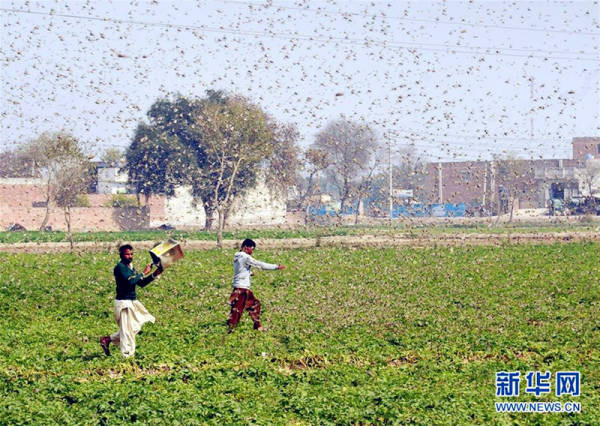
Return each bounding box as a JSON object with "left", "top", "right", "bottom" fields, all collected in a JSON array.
[{"left": 308, "top": 203, "right": 468, "bottom": 218}]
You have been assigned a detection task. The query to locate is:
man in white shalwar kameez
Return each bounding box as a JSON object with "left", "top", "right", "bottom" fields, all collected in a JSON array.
[{"left": 100, "top": 244, "right": 162, "bottom": 357}]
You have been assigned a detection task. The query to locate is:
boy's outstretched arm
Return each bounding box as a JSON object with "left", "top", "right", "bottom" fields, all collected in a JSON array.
[{"left": 246, "top": 256, "right": 285, "bottom": 270}]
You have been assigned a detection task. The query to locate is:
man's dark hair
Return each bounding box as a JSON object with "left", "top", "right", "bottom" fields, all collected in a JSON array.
[
  {"left": 241, "top": 238, "right": 256, "bottom": 249},
  {"left": 119, "top": 244, "right": 134, "bottom": 256}
]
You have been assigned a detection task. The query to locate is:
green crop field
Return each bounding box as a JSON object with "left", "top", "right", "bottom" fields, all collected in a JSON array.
[{"left": 1, "top": 243, "right": 598, "bottom": 424}]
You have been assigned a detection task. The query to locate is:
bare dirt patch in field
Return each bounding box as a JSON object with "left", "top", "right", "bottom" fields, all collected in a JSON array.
[
  {"left": 0, "top": 232, "right": 599, "bottom": 253},
  {"left": 311, "top": 231, "right": 600, "bottom": 248}
]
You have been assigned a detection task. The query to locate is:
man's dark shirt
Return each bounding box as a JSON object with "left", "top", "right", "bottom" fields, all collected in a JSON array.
[{"left": 114, "top": 261, "right": 154, "bottom": 300}]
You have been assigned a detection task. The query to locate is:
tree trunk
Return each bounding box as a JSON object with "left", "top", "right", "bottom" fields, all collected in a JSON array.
[
  {"left": 65, "top": 205, "right": 73, "bottom": 251},
  {"left": 204, "top": 214, "right": 214, "bottom": 231},
  {"left": 304, "top": 203, "right": 310, "bottom": 226},
  {"left": 204, "top": 205, "right": 215, "bottom": 231},
  {"left": 339, "top": 196, "right": 346, "bottom": 216},
  {"left": 338, "top": 179, "right": 352, "bottom": 224},
  {"left": 40, "top": 201, "right": 50, "bottom": 231},
  {"left": 39, "top": 177, "right": 52, "bottom": 231},
  {"left": 494, "top": 195, "right": 502, "bottom": 225},
  {"left": 338, "top": 195, "right": 347, "bottom": 225},
  {"left": 216, "top": 206, "right": 224, "bottom": 248},
  {"left": 353, "top": 199, "right": 360, "bottom": 225},
  {"left": 217, "top": 157, "right": 242, "bottom": 246},
  {"left": 223, "top": 203, "right": 232, "bottom": 229}
]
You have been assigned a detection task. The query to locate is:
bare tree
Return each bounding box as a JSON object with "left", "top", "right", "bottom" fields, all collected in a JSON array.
[
  {"left": 54, "top": 158, "right": 94, "bottom": 250},
  {"left": 264, "top": 123, "right": 301, "bottom": 192},
  {"left": 294, "top": 147, "right": 330, "bottom": 223},
  {"left": 394, "top": 146, "right": 428, "bottom": 199},
  {"left": 352, "top": 146, "right": 385, "bottom": 224},
  {"left": 580, "top": 158, "right": 600, "bottom": 201},
  {"left": 17, "top": 133, "right": 92, "bottom": 243},
  {"left": 20, "top": 133, "right": 92, "bottom": 232},
  {"left": 314, "top": 119, "right": 378, "bottom": 218},
  {"left": 0, "top": 149, "right": 38, "bottom": 178},
  {"left": 259, "top": 123, "right": 303, "bottom": 224},
  {"left": 195, "top": 96, "right": 275, "bottom": 247},
  {"left": 101, "top": 147, "right": 124, "bottom": 167},
  {"left": 366, "top": 145, "right": 427, "bottom": 217},
  {"left": 494, "top": 153, "right": 532, "bottom": 222}
]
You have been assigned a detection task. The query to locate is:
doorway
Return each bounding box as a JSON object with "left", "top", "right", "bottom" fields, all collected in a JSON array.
[{"left": 550, "top": 183, "right": 564, "bottom": 200}]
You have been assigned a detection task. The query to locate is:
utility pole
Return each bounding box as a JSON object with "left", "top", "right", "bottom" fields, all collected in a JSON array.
[
  {"left": 438, "top": 162, "right": 443, "bottom": 204},
  {"left": 490, "top": 160, "right": 496, "bottom": 217},
  {"left": 482, "top": 163, "right": 487, "bottom": 207},
  {"left": 389, "top": 137, "right": 393, "bottom": 221},
  {"left": 530, "top": 77, "right": 534, "bottom": 140}
]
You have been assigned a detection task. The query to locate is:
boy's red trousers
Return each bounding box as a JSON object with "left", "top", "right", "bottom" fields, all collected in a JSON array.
[{"left": 227, "top": 288, "right": 261, "bottom": 329}]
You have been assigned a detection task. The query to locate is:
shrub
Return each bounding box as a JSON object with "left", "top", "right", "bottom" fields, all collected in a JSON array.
[
  {"left": 106, "top": 194, "right": 138, "bottom": 208},
  {"left": 578, "top": 214, "right": 598, "bottom": 224},
  {"left": 75, "top": 194, "right": 90, "bottom": 207}
]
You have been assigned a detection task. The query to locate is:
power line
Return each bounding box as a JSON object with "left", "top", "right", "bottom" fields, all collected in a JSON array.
[
  {"left": 222, "top": 0, "right": 600, "bottom": 37},
  {"left": 384, "top": 129, "right": 570, "bottom": 143},
  {"left": 4, "top": 7, "right": 595, "bottom": 59},
  {"left": 15, "top": 134, "right": 571, "bottom": 153},
  {"left": 0, "top": 135, "right": 576, "bottom": 165},
  {"left": 1, "top": 8, "right": 598, "bottom": 62}
]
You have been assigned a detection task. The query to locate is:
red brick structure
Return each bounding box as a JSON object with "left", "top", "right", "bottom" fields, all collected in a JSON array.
[
  {"left": 572, "top": 137, "right": 600, "bottom": 160},
  {"left": 421, "top": 137, "right": 598, "bottom": 211},
  {"left": 423, "top": 160, "right": 490, "bottom": 205},
  {"left": 0, "top": 179, "right": 164, "bottom": 231}
]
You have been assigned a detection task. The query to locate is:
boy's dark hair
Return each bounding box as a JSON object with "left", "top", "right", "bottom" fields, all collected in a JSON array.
[
  {"left": 241, "top": 238, "right": 256, "bottom": 249},
  {"left": 119, "top": 244, "right": 134, "bottom": 256}
]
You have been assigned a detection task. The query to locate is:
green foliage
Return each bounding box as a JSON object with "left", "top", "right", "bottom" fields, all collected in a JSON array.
[
  {"left": 123, "top": 92, "right": 301, "bottom": 235},
  {"left": 191, "top": 95, "right": 273, "bottom": 209},
  {"left": 1, "top": 244, "right": 598, "bottom": 423},
  {"left": 124, "top": 123, "right": 195, "bottom": 199},
  {"left": 101, "top": 148, "right": 124, "bottom": 167},
  {"left": 74, "top": 195, "right": 89, "bottom": 207},
  {"left": 105, "top": 194, "right": 138, "bottom": 209}
]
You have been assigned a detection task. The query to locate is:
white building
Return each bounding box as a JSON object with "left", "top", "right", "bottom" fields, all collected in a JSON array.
[
  {"left": 575, "top": 158, "right": 600, "bottom": 198},
  {"left": 95, "top": 163, "right": 132, "bottom": 194},
  {"left": 93, "top": 160, "right": 287, "bottom": 227},
  {"left": 158, "top": 176, "right": 286, "bottom": 228}
]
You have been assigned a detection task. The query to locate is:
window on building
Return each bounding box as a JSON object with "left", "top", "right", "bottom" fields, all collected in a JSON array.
[{"left": 597, "top": 144, "right": 600, "bottom": 154}]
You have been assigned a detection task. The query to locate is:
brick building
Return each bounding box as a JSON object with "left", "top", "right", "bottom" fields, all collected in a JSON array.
[{"left": 422, "top": 137, "right": 600, "bottom": 211}]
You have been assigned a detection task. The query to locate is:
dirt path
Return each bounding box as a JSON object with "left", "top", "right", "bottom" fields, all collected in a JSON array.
[{"left": 1, "top": 231, "right": 599, "bottom": 253}]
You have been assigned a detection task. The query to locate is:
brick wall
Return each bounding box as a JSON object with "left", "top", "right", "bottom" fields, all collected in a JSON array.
[
  {"left": 0, "top": 179, "right": 282, "bottom": 231},
  {"left": 423, "top": 161, "right": 489, "bottom": 205},
  {"left": 0, "top": 181, "right": 164, "bottom": 231},
  {"left": 422, "top": 160, "right": 544, "bottom": 209},
  {"left": 573, "top": 137, "right": 600, "bottom": 160}
]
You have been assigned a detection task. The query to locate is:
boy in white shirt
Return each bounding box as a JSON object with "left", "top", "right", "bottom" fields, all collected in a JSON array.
[{"left": 227, "top": 238, "right": 285, "bottom": 332}]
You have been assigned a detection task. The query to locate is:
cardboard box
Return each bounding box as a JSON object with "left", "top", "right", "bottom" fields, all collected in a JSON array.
[{"left": 149, "top": 238, "right": 184, "bottom": 269}]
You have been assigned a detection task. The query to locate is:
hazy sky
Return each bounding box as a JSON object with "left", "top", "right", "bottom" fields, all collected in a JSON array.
[{"left": 1, "top": 0, "right": 599, "bottom": 162}]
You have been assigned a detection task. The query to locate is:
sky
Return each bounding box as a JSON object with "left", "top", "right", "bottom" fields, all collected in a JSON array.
[{"left": 1, "top": 0, "right": 599, "bottom": 163}]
